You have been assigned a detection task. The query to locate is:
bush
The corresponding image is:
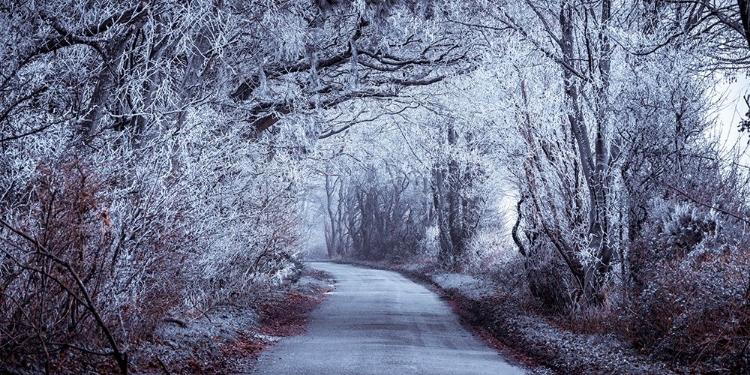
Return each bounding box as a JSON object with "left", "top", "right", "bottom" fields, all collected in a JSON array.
[
  {"left": 0, "top": 158, "right": 174, "bottom": 373},
  {"left": 0, "top": 142, "right": 305, "bottom": 372},
  {"left": 524, "top": 239, "right": 581, "bottom": 312},
  {"left": 627, "top": 202, "right": 750, "bottom": 371}
]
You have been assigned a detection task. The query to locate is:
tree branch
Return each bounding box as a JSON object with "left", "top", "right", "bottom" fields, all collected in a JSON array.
[
  {"left": 32, "top": 2, "right": 150, "bottom": 57},
  {"left": 0, "top": 219, "right": 129, "bottom": 374}
]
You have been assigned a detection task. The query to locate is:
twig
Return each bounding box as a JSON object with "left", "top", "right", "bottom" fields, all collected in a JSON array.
[
  {"left": 0, "top": 218, "right": 129, "bottom": 374},
  {"left": 163, "top": 318, "right": 187, "bottom": 328},
  {"left": 155, "top": 355, "right": 172, "bottom": 375},
  {"left": 659, "top": 181, "right": 750, "bottom": 225}
]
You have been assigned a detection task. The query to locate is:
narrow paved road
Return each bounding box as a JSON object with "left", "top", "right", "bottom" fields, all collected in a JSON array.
[{"left": 252, "top": 262, "right": 524, "bottom": 374}]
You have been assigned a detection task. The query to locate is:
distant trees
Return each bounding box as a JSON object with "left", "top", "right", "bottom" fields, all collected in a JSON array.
[
  {"left": 319, "top": 158, "right": 432, "bottom": 261},
  {"left": 323, "top": 172, "right": 350, "bottom": 259},
  {"left": 314, "top": 75, "right": 500, "bottom": 267},
  {"left": 347, "top": 166, "right": 430, "bottom": 260},
  {"left": 431, "top": 121, "right": 487, "bottom": 269}
]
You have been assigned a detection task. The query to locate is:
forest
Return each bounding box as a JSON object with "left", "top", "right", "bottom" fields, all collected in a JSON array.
[{"left": 1, "top": 0, "right": 750, "bottom": 373}]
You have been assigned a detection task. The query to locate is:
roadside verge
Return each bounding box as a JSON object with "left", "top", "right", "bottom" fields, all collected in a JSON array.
[
  {"left": 132, "top": 266, "right": 334, "bottom": 374},
  {"left": 338, "top": 259, "right": 679, "bottom": 375}
]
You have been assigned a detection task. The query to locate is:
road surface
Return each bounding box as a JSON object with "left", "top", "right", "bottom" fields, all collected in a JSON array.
[{"left": 252, "top": 262, "right": 525, "bottom": 374}]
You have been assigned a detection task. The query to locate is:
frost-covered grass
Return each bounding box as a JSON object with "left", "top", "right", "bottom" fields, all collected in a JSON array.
[
  {"left": 431, "top": 273, "right": 497, "bottom": 301},
  {"left": 131, "top": 267, "right": 334, "bottom": 374}
]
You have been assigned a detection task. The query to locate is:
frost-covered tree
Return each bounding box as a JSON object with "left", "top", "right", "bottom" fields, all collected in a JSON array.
[{"left": 0, "top": 0, "right": 474, "bottom": 372}]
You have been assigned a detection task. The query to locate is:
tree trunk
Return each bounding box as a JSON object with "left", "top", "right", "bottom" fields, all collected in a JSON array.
[
  {"left": 324, "top": 173, "right": 340, "bottom": 258},
  {"left": 560, "top": 0, "right": 612, "bottom": 304},
  {"left": 432, "top": 165, "right": 454, "bottom": 268}
]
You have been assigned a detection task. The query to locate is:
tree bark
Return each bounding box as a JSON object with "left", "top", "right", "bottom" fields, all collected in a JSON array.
[{"left": 559, "top": 0, "right": 612, "bottom": 304}]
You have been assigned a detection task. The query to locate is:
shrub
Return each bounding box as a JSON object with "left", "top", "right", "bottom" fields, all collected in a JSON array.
[
  {"left": 0, "top": 158, "right": 173, "bottom": 373},
  {"left": 626, "top": 202, "right": 750, "bottom": 371}
]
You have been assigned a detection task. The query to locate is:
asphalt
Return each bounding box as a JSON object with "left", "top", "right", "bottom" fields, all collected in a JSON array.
[{"left": 252, "top": 262, "right": 525, "bottom": 374}]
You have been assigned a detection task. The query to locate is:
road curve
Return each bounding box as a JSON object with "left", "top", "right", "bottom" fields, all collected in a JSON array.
[{"left": 252, "top": 262, "right": 525, "bottom": 375}]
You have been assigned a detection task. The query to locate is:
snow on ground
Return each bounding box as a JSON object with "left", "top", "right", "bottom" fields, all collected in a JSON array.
[
  {"left": 295, "top": 274, "right": 333, "bottom": 291},
  {"left": 132, "top": 304, "right": 266, "bottom": 374}
]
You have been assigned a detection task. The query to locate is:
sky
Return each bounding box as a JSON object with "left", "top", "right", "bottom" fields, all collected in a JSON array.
[{"left": 712, "top": 74, "right": 750, "bottom": 164}]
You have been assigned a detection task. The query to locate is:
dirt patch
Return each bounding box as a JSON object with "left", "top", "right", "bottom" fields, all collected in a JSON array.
[{"left": 258, "top": 291, "right": 330, "bottom": 337}]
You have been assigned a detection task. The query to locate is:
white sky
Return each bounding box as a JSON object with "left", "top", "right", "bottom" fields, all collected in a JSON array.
[{"left": 712, "top": 74, "right": 750, "bottom": 164}]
